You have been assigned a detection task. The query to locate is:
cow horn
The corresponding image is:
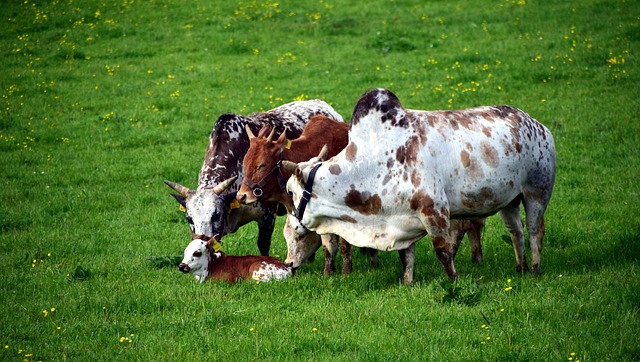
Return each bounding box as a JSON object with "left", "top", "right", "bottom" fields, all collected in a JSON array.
[
  {"left": 282, "top": 160, "right": 298, "bottom": 174},
  {"left": 164, "top": 180, "right": 193, "bottom": 197},
  {"left": 318, "top": 144, "right": 329, "bottom": 161},
  {"left": 265, "top": 127, "right": 277, "bottom": 143},
  {"left": 212, "top": 176, "right": 238, "bottom": 195},
  {"left": 245, "top": 125, "right": 256, "bottom": 139}
]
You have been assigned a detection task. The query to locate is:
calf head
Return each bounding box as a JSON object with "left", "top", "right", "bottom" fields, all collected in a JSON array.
[
  {"left": 165, "top": 176, "right": 237, "bottom": 240},
  {"left": 179, "top": 236, "right": 222, "bottom": 283},
  {"left": 238, "top": 125, "right": 288, "bottom": 205}
]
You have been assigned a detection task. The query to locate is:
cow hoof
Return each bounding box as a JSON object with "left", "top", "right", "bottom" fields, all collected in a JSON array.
[{"left": 532, "top": 264, "right": 540, "bottom": 275}]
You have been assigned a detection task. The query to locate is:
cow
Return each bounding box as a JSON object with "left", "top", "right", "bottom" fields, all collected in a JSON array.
[
  {"left": 179, "top": 236, "right": 293, "bottom": 283},
  {"left": 165, "top": 100, "right": 343, "bottom": 256},
  {"left": 284, "top": 88, "right": 556, "bottom": 284},
  {"left": 236, "top": 115, "right": 358, "bottom": 275}
]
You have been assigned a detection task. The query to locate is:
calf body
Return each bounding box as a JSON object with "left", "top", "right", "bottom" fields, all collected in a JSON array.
[
  {"left": 179, "top": 238, "right": 293, "bottom": 283},
  {"left": 286, "top": 89, "right": 556, "bottom": 283},
  {"left": 165, "top": 100, "right": 343, "bottom": 256}
]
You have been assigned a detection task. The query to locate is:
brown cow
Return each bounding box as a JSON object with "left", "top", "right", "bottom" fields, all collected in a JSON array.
[{"left": 237, "top": 115, "right": 356, "bottom": 275}]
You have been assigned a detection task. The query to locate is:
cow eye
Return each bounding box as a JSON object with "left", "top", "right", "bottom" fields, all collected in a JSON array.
[
  {"left": 287, "top": 190, "right": 293, "bottom": 197},
  {"left": 193, "top": 251, "right": 202, "bottom": 257}
]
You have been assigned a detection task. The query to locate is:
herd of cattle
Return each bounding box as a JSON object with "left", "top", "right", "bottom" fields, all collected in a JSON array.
[{"left": 166, "top": 88, "right": 556, "bottom": 284}]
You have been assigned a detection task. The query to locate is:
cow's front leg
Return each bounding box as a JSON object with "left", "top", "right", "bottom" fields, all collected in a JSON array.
[
  {"left": 256, "top": 206, "right": 276, "bottom": 256},
  {"left": 398, "top": 243, "right": 416, "bottom": 284},
  {"left": 431, "top": 233, "right": 458, "bottom": 281},
  {"left": 321, "top": 234, "right": 339, "bottom": 276},
  {"left": 339, "top": 237, "right": 352, "bottom": 275}
]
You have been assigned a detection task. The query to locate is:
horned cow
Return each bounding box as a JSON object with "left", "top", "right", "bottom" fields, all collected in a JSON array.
[
  {"left": 165, "top": 100, "right": 343, "bottom": 256},
  {"left": 285, "top": 88, "right": 556, "bottom": 283}
]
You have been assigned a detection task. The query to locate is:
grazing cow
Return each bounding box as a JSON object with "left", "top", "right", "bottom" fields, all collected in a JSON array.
[
  {"left": 285, "top": 88, "right": 556, "bottom": 283},
  {"left": 179, "top": 236, "right": 293, "bottom": 283},
  {"left": 236, "top": 115, "right": 356, "bottom": 275},
  {"left": 165, "top": 100, "right": 343, "bottom": 256}
]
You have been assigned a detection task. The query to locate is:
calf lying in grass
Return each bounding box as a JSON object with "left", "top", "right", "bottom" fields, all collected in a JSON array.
[{"left": 179, "top": 236, "right": 293, "bottom": 284}]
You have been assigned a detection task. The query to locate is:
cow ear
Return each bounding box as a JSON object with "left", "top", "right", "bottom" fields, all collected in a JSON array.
[
  {"left": 282, "top": 160, "right": 298, "bottom": 174},
  {"left": 170, "top": 193, "right": 186, "bottom": 207}
]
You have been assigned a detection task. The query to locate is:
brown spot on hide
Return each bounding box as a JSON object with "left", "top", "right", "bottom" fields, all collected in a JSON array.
[
  {"left": 329, "top": 164, "right": 341, "bottom": 175},
  {"left": 411, "top": 171, "right": 421, "bottom": 187},
  {"left": 460, "top": 150, "right": 471, "bottom": 168},
  {"left": 344, "top": 186, "right": 382, "bottom": 215},
  {"left": 480, "top": 141, "right": 499, "bottom": 167},
  {"left": 346, "top": 143, "right": 358, "bottom": 162},
  {"left": 340, "top": 215, "right": 357, "bottom": 223},
  {"left": 410, "top": 190, "right": 435, "bottom": 217}
]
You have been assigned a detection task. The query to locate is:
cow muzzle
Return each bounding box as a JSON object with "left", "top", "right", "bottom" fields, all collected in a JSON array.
[{"left": 178, "top": 263, "right": 190, "bottom": 273}]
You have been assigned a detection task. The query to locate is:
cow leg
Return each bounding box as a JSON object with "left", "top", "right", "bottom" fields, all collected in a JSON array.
[
  {"left": 523, "top": 199, "right": 547, "bottom": 275},
  {"left": 468, "top": 219, "right": 485, "bottom": 263},
  {"left": 499, "top": 198, "right": 528, "bottom": 273},
  {"left": 448, "top": 220, "right": 466, "bottom": 261},
  {"left": 339, "top": 237, "right": 352, "bottom": 275},
  {"left": 321, "top": 234, "right": 338, "bottom": 276},
  {"left": 256, "top": 206, "right": 276, "bottom": 256},
  {"left": 398, "top": 243, "right": 416, "bottom": 285}
]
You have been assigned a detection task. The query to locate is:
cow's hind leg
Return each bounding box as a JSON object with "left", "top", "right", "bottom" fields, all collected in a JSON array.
[
  {"left": 523, "top": 198, "right": 547, "bottom": 275},
  {"left": 499, "top": 197, "right": 528, "bottom": 273},
  {"left": 468, "top": 219, "right": 485, "bottom": 263},
  {"left": 398, "top": 243, "right": 416, "bottom": 284}
]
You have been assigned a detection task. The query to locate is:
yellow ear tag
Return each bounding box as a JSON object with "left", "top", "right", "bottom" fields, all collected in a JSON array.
[
  {"left": 179, "top": 204, "right": 186, "bottom": 212},
  {"left": 284, "top": 139, "right": 292, "bottom": 149},
  {"left": 212, "top": 241, "right": 223, "bottom": 252},
  {"left": 230, "top": 199, "right": 240, "bottom": 209}
]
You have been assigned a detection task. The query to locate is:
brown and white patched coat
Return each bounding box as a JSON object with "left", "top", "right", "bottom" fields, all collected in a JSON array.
[{"left": 286, "top": 88, "right": 556, "bottom": 283}]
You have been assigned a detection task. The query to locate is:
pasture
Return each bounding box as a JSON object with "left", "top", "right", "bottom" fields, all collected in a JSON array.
[{"left": 1, "top": 0, "right": 638, "bottom": 360}]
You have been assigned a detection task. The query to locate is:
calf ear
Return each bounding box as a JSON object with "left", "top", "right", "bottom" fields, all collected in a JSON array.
[{"left": 282, "top": 160, "right": 298, "bottom": 174}]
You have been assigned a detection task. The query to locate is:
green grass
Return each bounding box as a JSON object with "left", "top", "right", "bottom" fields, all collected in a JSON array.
[{"left": 1, "top": 0, "right": 639, "bottom": 360}]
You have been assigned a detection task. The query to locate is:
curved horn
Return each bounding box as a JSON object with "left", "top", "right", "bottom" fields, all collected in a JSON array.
[
  {"left": 265, "top": 127, "right": 277, "bottom": 143},
  {"left": 318, "top": 144, "right": 329, "bottom": 161},
  {"left": 282, "top": 160, "right": 298, "bottom": 174},
  {"left": 212, "top": 176, "right": 238, "bottom": 195},
  {"left": 245, "top": 125, "right": 256, "bottom": 140},
  {"left": 164, "top": 180, "right": 193, "bottom": 197}
]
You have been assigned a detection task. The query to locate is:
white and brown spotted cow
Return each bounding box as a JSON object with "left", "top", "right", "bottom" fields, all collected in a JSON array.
[
  {"left": 165, "top": 100, "right": 343, "bottom": 256},
  {"left": 285, "top": 88, "right": 556, "bottom": 283}
]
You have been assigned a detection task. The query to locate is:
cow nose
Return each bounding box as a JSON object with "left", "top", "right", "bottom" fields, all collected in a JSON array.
[
  {"left": 178, "top": 263, "right": 190, "bottom": 273},
  {"left": 237, "top": 193, "right": 247, "bottom": 203}
]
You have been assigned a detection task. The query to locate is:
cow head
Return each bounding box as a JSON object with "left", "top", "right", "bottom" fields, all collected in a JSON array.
[
  {"left": 237, "top": 125, "right": 287, "bottom": 205},
  {"left": 283, "top": 145, "right": 329, "bottom": 235},
  {"left": 165, "top": 176, "right": 238, "bottom": 240},
  {"left": 178, "top": 236, "right": 222, "bottom": 283}
]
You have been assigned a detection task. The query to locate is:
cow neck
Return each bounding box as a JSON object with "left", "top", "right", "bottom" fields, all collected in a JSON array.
[
  {"left": 293, "top": 163, "right": 322, "bottom": 224},
  {"left": 243, "top": 157, "right": 285, "bottom": 198}
]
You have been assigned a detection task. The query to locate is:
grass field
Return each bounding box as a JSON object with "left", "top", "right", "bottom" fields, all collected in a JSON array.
[{"left": 1, "top": 0, "right": 639, "bottom": 360}]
